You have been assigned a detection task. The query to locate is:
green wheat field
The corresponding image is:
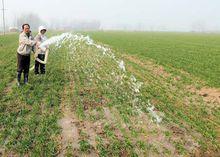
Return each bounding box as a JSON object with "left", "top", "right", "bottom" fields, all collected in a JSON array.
[{"left": 0, "top": 32, "right": 219, "bottom": 156}]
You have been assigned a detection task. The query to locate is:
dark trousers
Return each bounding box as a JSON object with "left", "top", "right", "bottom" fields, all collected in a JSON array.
[
  {"left": 17, "top": 53, "right": 30, "bottom": 73},
  {"left": 17, "top": 53, "right": 30, "bottom": 83},
  {"left": 35, "top": 54, "right": 45, "bottom": 74}
]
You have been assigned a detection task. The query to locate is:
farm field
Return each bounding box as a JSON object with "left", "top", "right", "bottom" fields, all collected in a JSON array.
[
  {"left": 0, "top": 32, "right": 219, "bottom": 157},
  {"left": 87, "top": 31, "right": 220, "bottom": 88}
]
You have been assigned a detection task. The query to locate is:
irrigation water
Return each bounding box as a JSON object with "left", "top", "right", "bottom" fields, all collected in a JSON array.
[{"left": 40, "top": 32, "right": 163, "bottom": 124}]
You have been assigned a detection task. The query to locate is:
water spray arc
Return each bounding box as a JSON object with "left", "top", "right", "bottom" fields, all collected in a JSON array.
[{"left": 37, "top": 32, "right": 163, "bottom": 124}]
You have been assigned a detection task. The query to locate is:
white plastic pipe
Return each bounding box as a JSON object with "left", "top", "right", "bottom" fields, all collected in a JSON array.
[{"left": 35, "top": 49, "right": 49, "bottom": 65}]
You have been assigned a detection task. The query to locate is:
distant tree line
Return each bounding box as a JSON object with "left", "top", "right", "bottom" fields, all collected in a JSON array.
[{"left": 11, "top": 13, "right": 100, "bottom": 31}]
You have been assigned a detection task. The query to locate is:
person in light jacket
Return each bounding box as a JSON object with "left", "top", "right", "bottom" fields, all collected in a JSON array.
[
  {"left": 17, "top": 24, "right": 36, "bottom": 86},
  {"left": 34, "top": 26, "right": 48, "bottom": 74}
]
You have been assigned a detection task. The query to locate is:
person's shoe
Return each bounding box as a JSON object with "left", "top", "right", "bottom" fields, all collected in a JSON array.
[
  {"left": 17, "top": 72, "right": 22, "bottom": 87},
  {"left": 17, "top": 81, "right": 21, "bottom": 87},
  {"left": 24, "top": 73, "right": 29, "bottom": 84},
  {"left": 24, "top": 80, "right": 28, "bottom": 84}
]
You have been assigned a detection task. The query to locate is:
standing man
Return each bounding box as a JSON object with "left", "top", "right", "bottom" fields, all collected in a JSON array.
[{"left": 17, "top": 24, "right": 36, "bottom": 86}]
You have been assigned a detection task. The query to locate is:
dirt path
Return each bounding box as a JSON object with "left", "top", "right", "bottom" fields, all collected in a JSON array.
[
  {"left": 58, "top": 51, "right": 99, "bottom": 156},
  {"left": 0, "top": 78, "right": 17, "bottom": 96},
  {"left": 58, "top": 99, "right": 80, "bottom": 156},
  {"left": 58, "top": 81, "right": 99, "bottom": 156}
]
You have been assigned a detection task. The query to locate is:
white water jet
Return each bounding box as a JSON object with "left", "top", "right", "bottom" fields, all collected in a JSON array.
[
  {"left": 147, "top": 102, "right": 162, "bottom": 124},
  {"left": 39, "top": 33, "right": 72, "bottom": 51},
  {"left": 39, "top": 32, "right": 163, "bottom": 124},
  {"left": 119, "top": 60, "right": 126, "bottom": 72}
]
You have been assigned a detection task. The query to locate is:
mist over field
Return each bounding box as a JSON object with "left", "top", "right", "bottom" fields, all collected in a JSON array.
[{"left": 1, "top": 0, "right": 220, "bottom": 32}]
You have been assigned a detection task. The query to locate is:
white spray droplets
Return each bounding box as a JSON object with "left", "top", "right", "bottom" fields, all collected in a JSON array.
[
  {"left": 130, "top": 75, "right": 143, "bottom": 94},
  {"left": 40, "top": 32, "right": 163, "bottom": 124},
  {"left": 118, "top": 60, "right": 126, "bottom": 72},
  {"left": 147, "top": 101, "right": 163, "bottom": 124}
]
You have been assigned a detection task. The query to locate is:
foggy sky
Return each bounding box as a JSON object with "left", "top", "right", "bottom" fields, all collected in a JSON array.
[{"left": 1, "top": 0, "right": 220, "bottom": 31}]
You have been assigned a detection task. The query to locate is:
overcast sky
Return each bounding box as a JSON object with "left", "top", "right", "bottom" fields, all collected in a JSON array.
[{"left": 2, "top": 0, "right": 220, "bottom": 31}]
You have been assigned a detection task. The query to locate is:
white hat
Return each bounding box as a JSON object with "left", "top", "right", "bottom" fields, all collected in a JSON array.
[{"left": 38, "top": 26, "right": 47, "bottom": 33}]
